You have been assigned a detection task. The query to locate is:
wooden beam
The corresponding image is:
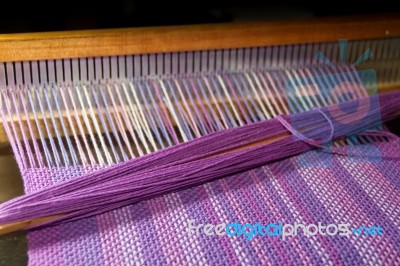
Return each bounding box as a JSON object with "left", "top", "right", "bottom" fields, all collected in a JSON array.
[{"left": 0, "top": 13, "right": 399, "bottom": 62}]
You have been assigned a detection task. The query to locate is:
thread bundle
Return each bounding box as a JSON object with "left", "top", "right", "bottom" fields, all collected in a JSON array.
[{"left": 0, "top": 91, "right": 399, "bottom": 229}]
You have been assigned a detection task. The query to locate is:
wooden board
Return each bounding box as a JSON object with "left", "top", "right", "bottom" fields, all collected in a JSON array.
[{"left": 0, "top": 13, "right": 399, "bottom": 62}]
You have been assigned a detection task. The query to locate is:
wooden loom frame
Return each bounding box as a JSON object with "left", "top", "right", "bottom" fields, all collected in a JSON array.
[
  {"left": 0, "top": 13, "right": 399, "bottom": 144},
  {"left": 0, "top": 13, "right": 399, "bottom": 62}
]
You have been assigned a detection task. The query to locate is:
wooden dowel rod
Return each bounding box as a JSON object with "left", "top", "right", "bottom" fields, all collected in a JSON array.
[
  {"left": 0, "top": 214, "right": 62, "bottom": 236},
  {"left": 0, "top": 13, "right": 399, "bottom": 62}
]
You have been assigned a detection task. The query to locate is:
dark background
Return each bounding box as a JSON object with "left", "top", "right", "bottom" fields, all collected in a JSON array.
[{"left": 0, "top": 0, "right": 399, "bottom": 34}]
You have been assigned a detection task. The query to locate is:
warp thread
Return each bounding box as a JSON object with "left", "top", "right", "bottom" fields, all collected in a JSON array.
[{"left": 0, "top": 91, "right": 399, "bottom": 229}]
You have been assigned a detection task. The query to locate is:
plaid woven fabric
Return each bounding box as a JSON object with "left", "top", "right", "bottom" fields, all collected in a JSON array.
[{"left": 21, "top": 140, "right": 400, "bottom": 265}]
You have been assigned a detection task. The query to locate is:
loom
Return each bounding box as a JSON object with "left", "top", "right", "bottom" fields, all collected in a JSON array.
[{"left": 0, "top": 14, "right": 399, "bottom": 265}]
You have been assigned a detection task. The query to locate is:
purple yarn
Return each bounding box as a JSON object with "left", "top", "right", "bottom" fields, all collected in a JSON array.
[{"left": 0, "top": 91, "right": 399, "bottom": 228}]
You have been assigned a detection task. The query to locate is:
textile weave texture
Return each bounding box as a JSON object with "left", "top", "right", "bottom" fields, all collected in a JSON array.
[{"left": 21, "top": 140, "right": 400, "bottom": 265}]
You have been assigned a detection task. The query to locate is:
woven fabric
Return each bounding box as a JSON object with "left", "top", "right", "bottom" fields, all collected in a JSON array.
[{"left": 19, "top": 140, "right": 400, "bottom": 266}]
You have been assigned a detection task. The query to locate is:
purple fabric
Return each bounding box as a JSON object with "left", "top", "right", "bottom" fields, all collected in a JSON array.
[{"left": 23, "top": 140, "right": 400, "bottom": 265}]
